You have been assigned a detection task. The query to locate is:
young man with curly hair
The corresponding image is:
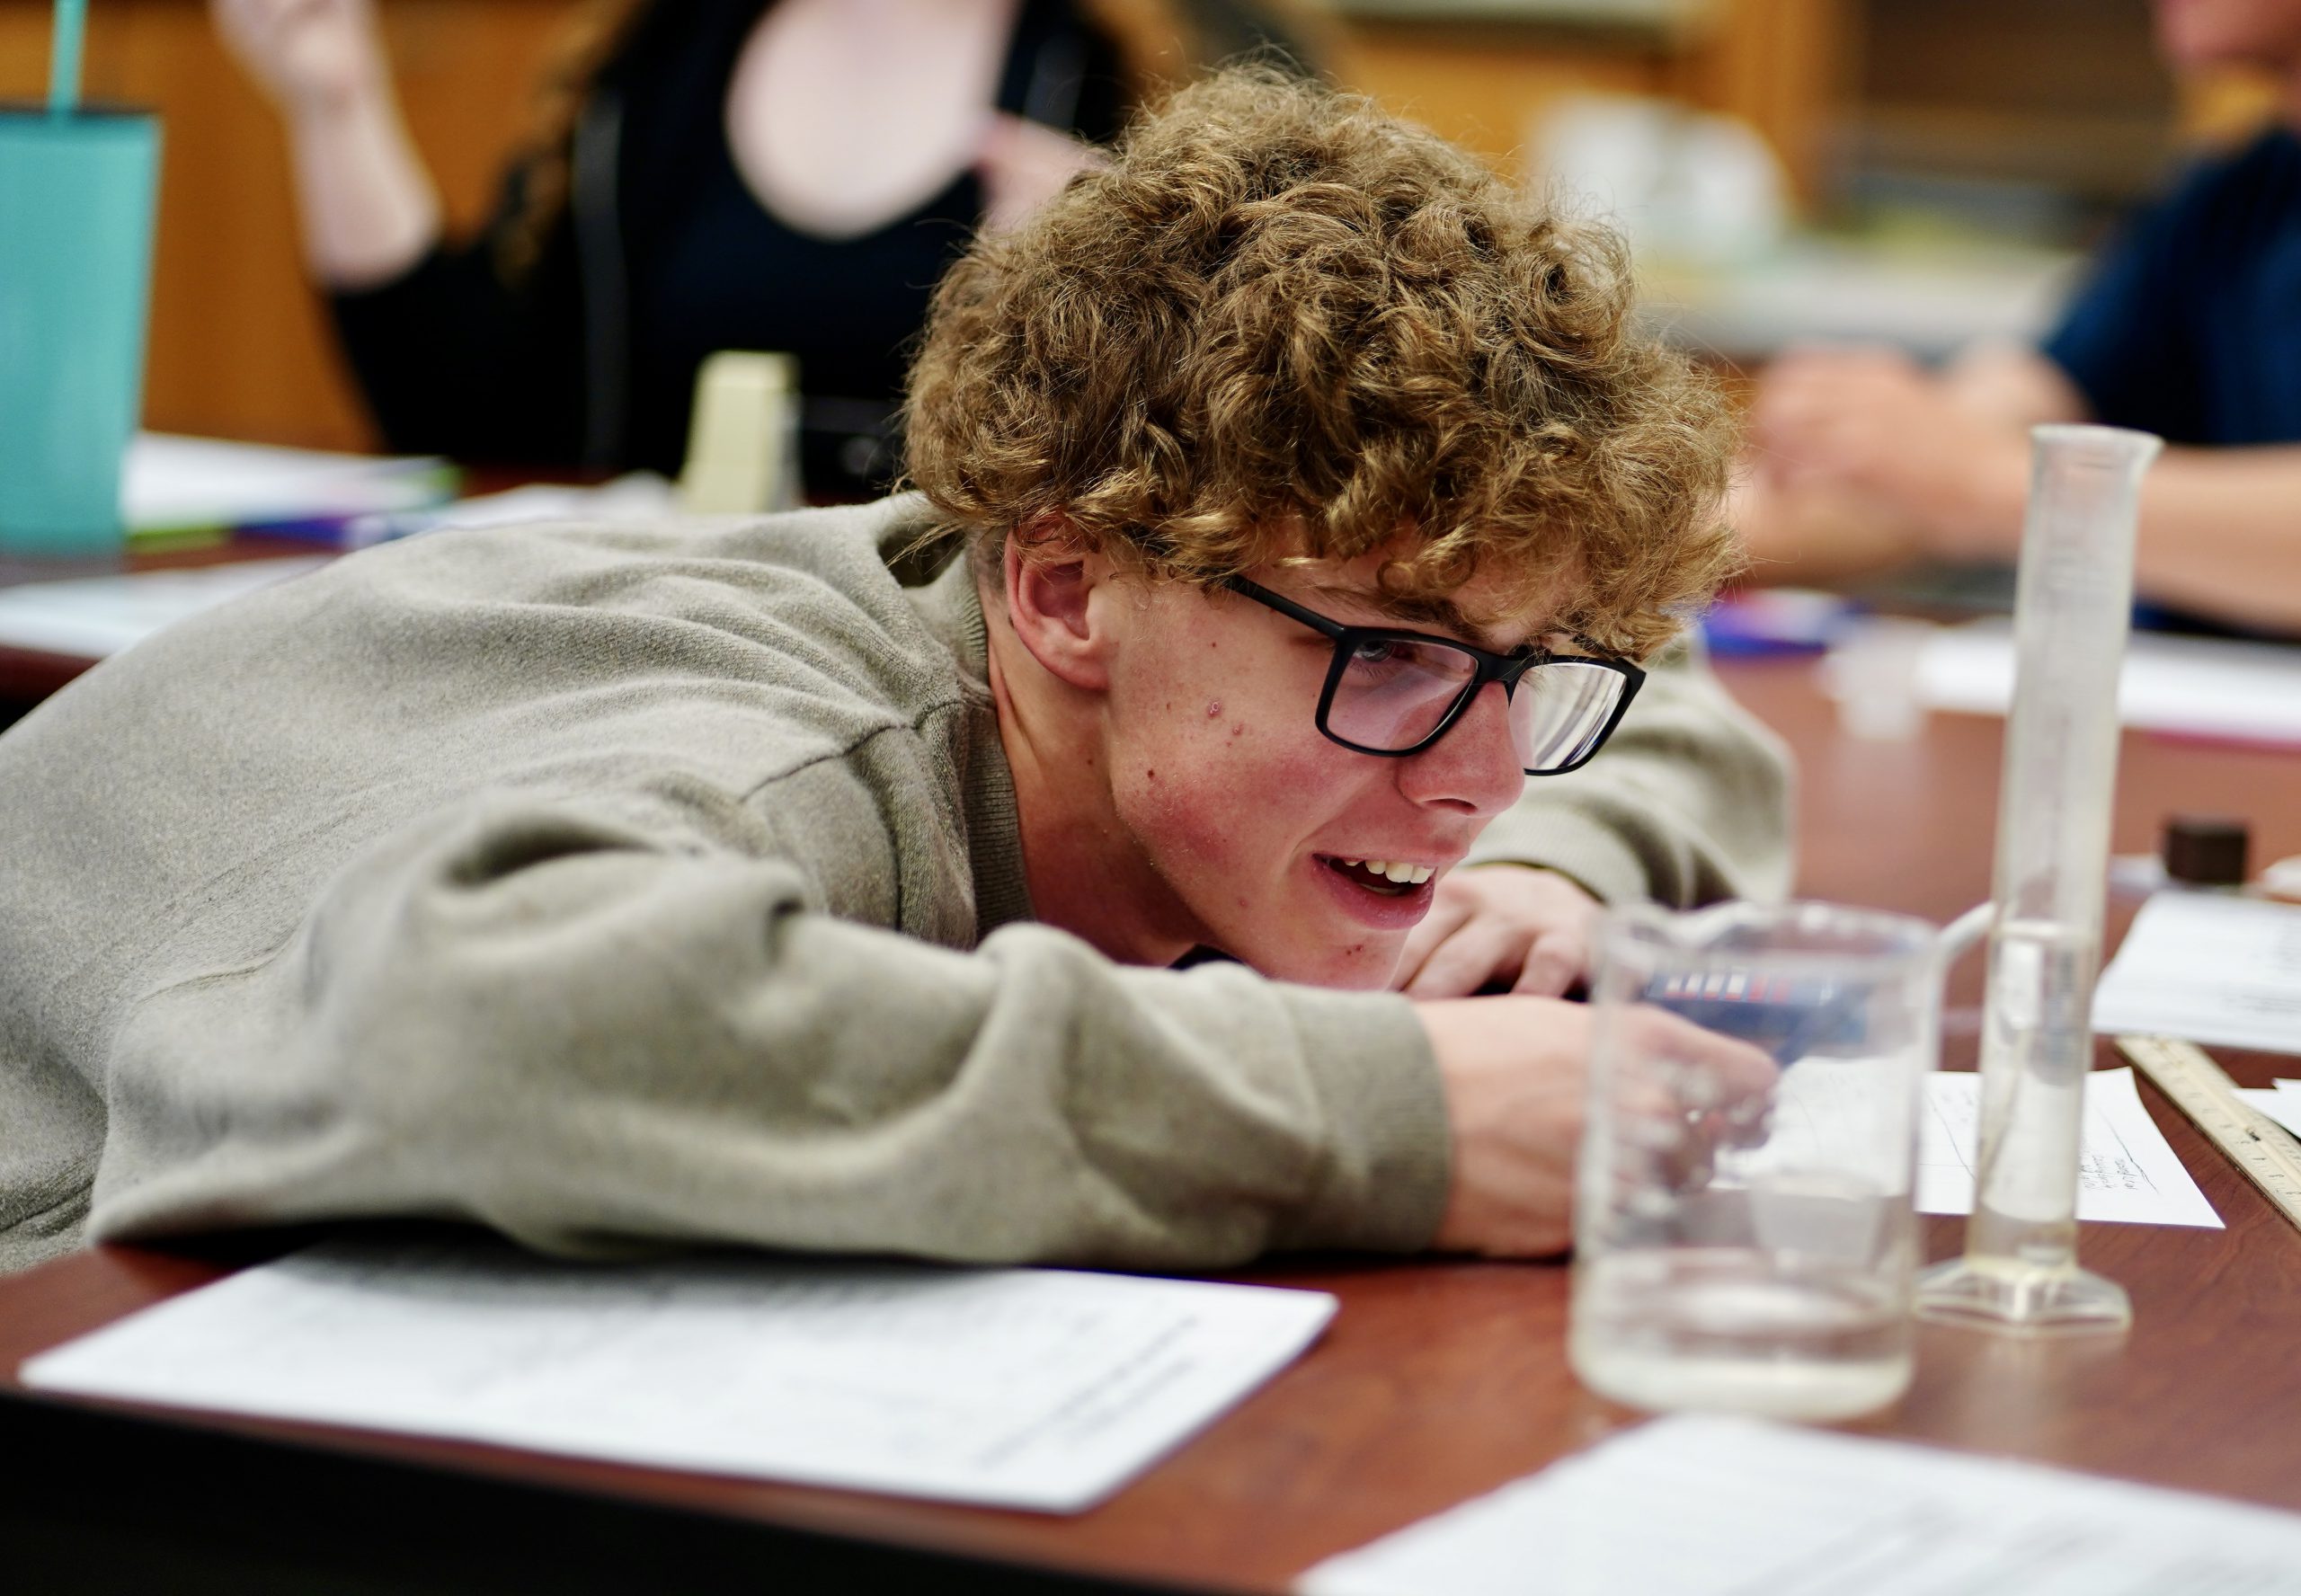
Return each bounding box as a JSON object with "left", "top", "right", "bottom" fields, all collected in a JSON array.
[{"left": 0, "top": 70, "right": 1787, "bottom": 1276}]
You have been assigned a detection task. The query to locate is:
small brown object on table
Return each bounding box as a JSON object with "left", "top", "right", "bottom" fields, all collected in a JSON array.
[{"left": 5, "top": 653, "right": 2301, "bottom": 1593}]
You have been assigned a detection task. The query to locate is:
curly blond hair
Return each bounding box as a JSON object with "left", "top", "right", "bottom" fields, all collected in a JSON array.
[{"left": 902, "top": 67, "right": 1739, "bottom": 657}]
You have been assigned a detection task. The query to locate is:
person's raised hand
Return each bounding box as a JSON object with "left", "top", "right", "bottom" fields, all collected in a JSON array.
[
  {"left": 1747, "top": 344, "right": 2030, "bottom": 559},
  {"left": 212, "top": 0, "right": 390, "bottom": 121},
  {"left": 1417, "top": 997, "right": 1777, "bottom": 1257},
  {"left": 1394, "top": 865, "right": 1600, "bottom": 999}
]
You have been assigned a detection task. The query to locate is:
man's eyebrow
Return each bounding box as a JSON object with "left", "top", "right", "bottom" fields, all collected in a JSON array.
[{"left": 1307, "top": 583, "right": 1537, "bottom": 653}]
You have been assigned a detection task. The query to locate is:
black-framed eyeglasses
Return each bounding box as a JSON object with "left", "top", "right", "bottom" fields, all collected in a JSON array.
[{"left": 1221, "top": 575, "right": 1645, "bottom": 776}]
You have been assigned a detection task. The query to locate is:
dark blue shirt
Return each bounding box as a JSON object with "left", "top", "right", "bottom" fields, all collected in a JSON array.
[{"left": 2043, "top": 128, "right": 2301, "bottom": 446}]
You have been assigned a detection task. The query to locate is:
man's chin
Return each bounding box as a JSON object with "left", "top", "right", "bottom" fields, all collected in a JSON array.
[{"left": 1230, "top": 936, "right": 1406, "bottom": 992}]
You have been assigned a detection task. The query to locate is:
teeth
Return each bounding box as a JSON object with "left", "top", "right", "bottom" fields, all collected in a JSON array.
[{"left": 1345, "top": 859, "right": 1436, "bottom": 886}]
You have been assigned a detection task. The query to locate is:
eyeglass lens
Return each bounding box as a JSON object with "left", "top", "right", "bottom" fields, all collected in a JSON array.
[{"left": 1324, "top": 639, "right": 1625, "bottom": 772}]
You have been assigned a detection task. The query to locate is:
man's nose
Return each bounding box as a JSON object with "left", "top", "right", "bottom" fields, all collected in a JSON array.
[{"left": 1396, "top": 680, "right": 1525, "bottom": 817}]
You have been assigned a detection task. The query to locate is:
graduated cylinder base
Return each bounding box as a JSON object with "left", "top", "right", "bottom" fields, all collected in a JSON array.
[{"left": 1914, "top": 1255, "right": 2132, "bottom": 1336}]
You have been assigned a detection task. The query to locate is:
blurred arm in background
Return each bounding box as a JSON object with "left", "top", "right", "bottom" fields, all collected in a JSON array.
[
  {"left": 211, "top": 0, "right": 440, "bottom": 288},
  {"left": 1732, "top": 0, "right": 2301, "bottom": 636},
  {"left": 1737, "top": 342, "right": 2301, "bottom": 636}
]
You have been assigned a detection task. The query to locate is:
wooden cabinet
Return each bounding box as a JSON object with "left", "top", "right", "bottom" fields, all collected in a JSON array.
[{"left": 1337, "top": 0, "right": 1851, "bottom": 201}]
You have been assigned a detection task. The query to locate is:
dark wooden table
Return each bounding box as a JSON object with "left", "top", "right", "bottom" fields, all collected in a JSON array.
[{"left": 5, "top": 653, "right": 2300, "bottom": 1593}]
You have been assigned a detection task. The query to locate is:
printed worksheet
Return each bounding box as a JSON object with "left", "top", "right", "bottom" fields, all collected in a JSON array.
[
  {"left": 2094, "top": 892, "right": 2301, "bottom": 1057},
  {"left": 1300, "top": 1414, "right": 2301, "bottom": 1596},
  {"left": 1920, "top": 1067, "right": 2222, "bottom": 1228},
  {"left": 21, "top": 1236, "right": 1336, "bottom": 1512}
]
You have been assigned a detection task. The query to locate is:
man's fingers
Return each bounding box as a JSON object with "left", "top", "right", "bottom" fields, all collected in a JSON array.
[
  {"left": 1392, "top": 899, "right": 1473, "bottom": 990},
  {"left": 1510, "top": 934, "right": 1584, "bottom": 998},
  {"left": 1403, "top": 925, "right": 1517, "bottom": 998},
  {"left": 1637, "top": 1006, "right": 1781, "bottom": 1098}
]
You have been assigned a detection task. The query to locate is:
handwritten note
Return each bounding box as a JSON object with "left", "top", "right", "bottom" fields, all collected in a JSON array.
[
  {"left": 1920, "top": 1067, "right": 2221, "bottom": 1228},
  {"left": 1723, "top": 1063, "right": 2217, "bottom": 1228},
  {"left": 21, "top": 1237, "right": 1336, "bottom": 1512},
  {"left": 1300, "top": 1414, "right": 2301, "bottom": 1596}
]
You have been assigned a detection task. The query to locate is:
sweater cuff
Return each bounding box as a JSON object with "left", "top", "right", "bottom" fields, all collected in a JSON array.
[
  {"left": 1267, "top": 987, "right": 1451, "bottom": 1254},
  {"left": 1464, "top": 805, "right": 1650, "bottom": 907}
]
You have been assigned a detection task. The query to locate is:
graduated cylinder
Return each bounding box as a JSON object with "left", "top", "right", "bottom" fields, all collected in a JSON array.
[{"left": 1915, "top": 424, "right": 2162, "bottom": 1334}]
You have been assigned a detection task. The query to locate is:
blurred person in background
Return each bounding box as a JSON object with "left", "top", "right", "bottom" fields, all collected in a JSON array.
[
  {"left": 1735, "top": 0, "right": 2301, "bottom": 636},
  {"left": 213, "top": 0, "right": 1322, "bottom": 499}
]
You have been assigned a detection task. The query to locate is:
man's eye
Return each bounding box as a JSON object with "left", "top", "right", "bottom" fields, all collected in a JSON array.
[{"left": 1348, "top": 639, "right": 1401, "bottom": 667}]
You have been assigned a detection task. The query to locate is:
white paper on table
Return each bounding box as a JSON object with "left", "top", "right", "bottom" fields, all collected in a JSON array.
[
  {"left": 1915, "top": 616, "right": 2301, "bottom": 748},
  {"left": 21, "top": 1237, "right": 1336, "bottom": 1513},
  {"left": 125, "top": 433, "right": 449, "bottom": 533},
  {"left": 2094, "top": 893, "right": 2301, "bottom": 1057},
  {"left": 410, "top": 473, "right": 674, "bottom": 531},
  {"left": 2235, "top": 1087, "right": 2301, "bottom": 1138},
  {"left": 1918, "top": 1067, "right": 2221, "bottom": 1228},
  {"left": 0, "top": 556, "right": 333, "bottom": 658},
  {"left": 1297, "top": 1413, "right": 2301, "bottom": 1596}
]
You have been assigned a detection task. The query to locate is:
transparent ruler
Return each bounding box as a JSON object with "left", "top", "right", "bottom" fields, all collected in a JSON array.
[{"left": 2117, "top": 1033, "right": 2301, "bottom": 1234}]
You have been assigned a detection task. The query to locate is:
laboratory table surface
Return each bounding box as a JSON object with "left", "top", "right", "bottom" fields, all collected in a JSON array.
[{"left": 4, "top": 652, "right": 2301, "bottom": 1593}]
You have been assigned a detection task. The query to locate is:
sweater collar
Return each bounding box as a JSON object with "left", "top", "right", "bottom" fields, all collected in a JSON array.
[{"left": 884, "top": 498, "right": 1035, "bottom": 939}]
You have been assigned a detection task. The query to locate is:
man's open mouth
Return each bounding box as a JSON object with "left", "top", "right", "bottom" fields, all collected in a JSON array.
[{"left": 1319, "top": 856, "right": 1436, "bottom": 898}]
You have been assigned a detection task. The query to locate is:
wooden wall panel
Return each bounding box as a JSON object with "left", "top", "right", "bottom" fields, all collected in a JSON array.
[
  {"left": 0, "top": 0, "right": 571, "bottom": 451},
  {"left": 1333, "top": 21, "right": 1672, "bottom": 168}
]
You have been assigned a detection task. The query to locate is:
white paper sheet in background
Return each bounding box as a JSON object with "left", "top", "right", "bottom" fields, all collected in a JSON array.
[
  {"left": 1298, "top": 1414, "right": 2301, "bottom": 1596},
  {"left": 126, "top": 433, "right": 451, "bottom": 533},
  {"left": 2094, "top": 893, "right": 2301, "bottom": 1057},
  {"left": 1918, "top": 1066, "right": 2221, "bottom": 1227},
  {"left": 22, "top": 1237, "right": 1336, "bottom": 1513},
  {"left": 2236, "top": 1082, "right": 2301, "bottom": 1137},
  {"left": 1915, "top": 617, "right": 2301, "bottom": 747},
  {"left": 0, "top": 466, "right": 674, "bottom": 663},
  {"left": 0, "top": 556, "right": 333, "bottom": 658}
]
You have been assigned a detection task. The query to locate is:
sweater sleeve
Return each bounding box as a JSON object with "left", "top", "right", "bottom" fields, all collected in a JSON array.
[
  {"left": 1461, "top": 629, "right": 1794, "bottom": 907},
  {"left": 85, "top": 794, "right": 1451, "bottom": 1270}
]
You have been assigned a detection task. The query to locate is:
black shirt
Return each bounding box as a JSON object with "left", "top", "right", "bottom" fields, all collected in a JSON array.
[{"left": 332, "top": 0, "right": 1124, "bottom": 496}]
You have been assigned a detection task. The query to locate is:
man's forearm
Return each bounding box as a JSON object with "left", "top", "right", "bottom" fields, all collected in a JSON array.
[{"left": 2131, "top": 447, "right": 2301, "bottom": 634}]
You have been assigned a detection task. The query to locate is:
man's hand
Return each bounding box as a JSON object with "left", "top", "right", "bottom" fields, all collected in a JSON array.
[
  {"left": 1395, "top": 865, "right": 1601, "bottom": 998},
  {"left": 1417, "top": 998, "right": 1779, "bottom": 1257},
  {"left": 1747, "top": 344, "right": 2030, "bottom": 559}
]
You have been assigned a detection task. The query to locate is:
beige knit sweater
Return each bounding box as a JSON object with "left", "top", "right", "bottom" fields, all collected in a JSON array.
[{"left": 0, "top": 496, "right": 1790, "bottom": 1275}]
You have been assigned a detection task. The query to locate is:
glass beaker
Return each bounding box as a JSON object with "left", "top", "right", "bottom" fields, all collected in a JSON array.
[{"left": 1569, "top": 900, "right": 1943, "bottom": 1423}]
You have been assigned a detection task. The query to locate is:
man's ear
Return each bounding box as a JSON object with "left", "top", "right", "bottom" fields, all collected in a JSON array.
[{"left": 1002, "top": 520, "right": 1113, "bottom": 692}]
